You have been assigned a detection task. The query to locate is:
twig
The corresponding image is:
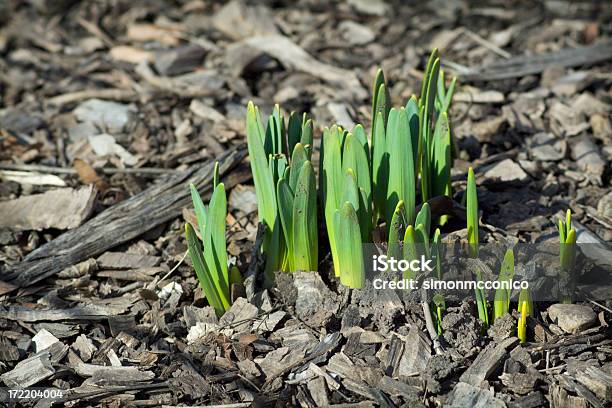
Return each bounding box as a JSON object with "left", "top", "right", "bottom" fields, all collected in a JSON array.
[
  {"left": 421, "top": 301, "right": 444, "bottom": 355},
  {"left": 115, "top": 281, "right": 144, "bottom": 294},
  {"left": 76, "top": 17, "right": 115, "bottom": 47},
  {"left": 162, "top": 404, "right": 251, "bottom": 408},
  {"left": 47, "top": 88, "right": 136, "bottom": 106},
  {"left": 460, "top": 41, "right": 612, "bottom": 81},
  {"left": 156, "top": 250, "right": 188, "bottom": 288},
  {"left": 539, "top": 364, "right": 566, "bottom": 373},
  {"left": 0, "top": 163, "right": 180, "bottom": 176},
  {"left": 587, "top": 298, "right": 612, "bottom": 314},
  {"left": 462, "top": 28, "right": 512, "bottom": 59}
]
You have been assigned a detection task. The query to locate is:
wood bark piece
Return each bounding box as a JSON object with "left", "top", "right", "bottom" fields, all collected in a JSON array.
[
  {"left": 459, "top": 337, "right": 519, "bottom": 386},
  {"left": 445, "top": 382, "right": 506, "bottom": 408},
  {"left": 0, "top": 352, "right": 55, "bottom": 388},
  {"left": 1, "top": 305, "right": 114, "bottom": 321},
  {"left": 0, "top": 185, "right": 96, "bottom": 231},
  {"left": 2, "top": 147, "right": 246, "bottom": 287},
  {"left": 0, "top": 344, "right": 20, "bottom": 361},
  {"left": 97, "top": 252, "right": 160, "bottom": 269},
  {"left": 227, "top": 35, "right": 367, "bottom": 99},
  {"left": 395, "top": 326, "right": 432, "bottom": 380},
  {"left": 462, "top": 42, "right": 612, "bottom": 81},
  {"left": 91, "top": 366, "right": 155, "bottom": 385},
  {"left": 575, "top": 366, "right": 612, "bottom": 402},
  {"left": 307, "top": 376, "right": 329, "bottom": 407}
]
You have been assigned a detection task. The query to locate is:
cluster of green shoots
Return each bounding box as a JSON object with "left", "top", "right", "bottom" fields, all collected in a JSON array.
[
  {"left": 241, "top": 49, "right": 456, "bottom": 291},
  {"left": 470, "top": 191, "right": 576, "bottom": 342},
  {"left": 187, "top": 49, "right": 457, "bottom": 318},
  {"left": 245, "top": 104, "right": 317, "bottom": 282},
  {"left": 186, "top": 49, "right": 573, "bottom": 341},
  {"left": 468, "top": 169, "right": 534, "bottom": 341}
]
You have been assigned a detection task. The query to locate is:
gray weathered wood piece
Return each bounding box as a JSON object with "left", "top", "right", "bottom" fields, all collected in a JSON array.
[
  {"left": 459, "top": 337, "right": 519, "bottom": 386},
  {"left": 1, "top": 305, "right": 117, "bottom": 321},
  {"left": 461, "top": 42, "right": 612, "bottom": 81},
  {"left": 1, "top": 147, "right": 246, "bottom": 287},
  {"left": 0, "top": 352, "right": 55, "bottom": 388}
]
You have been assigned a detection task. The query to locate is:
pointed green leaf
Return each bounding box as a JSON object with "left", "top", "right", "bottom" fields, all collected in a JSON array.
[
  {"left": 352, "top": 124, "right": 370, "bottom": 163},
  {"left": 342, "top": 132, "right": 372, "bottom": 215},
  {"left": 387, "top": 107, "right": 416, "bottom": 226},
  {"left": 432, "top": 228, "right": 442, "bottom": 279},
  {"left": 432, "top": 112, "right": 452, "bottom": 199},
  {"left": 277, "top": 177, "right": 294, "bottom": 270},
  {"left": 203, "top": 183, "right": 229, "bottom": 298},
  {"left": 246, "top": 102, "right": 277, "bottom": 231},
  {"left": 406, "top": 96, "right": 420, "bottom": 175},
  {"left": 518, "top": 288, "right": 533, "bottom": 317},
  {"left": 334, "top": 202, "right": 364, "bottom": 289},
  {"left": 442, "top": 76, "right": 457, "bottom": 114},
  {"left": 186, "top": 223, "right": 229, "bottom": 317},
  {"left": 287, "top": 111, "right": 302, "bottom": 155},
  {"left": 289, "top": 143, "right": 308, "bottom": 192},
  {"left": 403, "top": 225, "right": 417, "bottom": 281},
  {"left": 301, "top": 117, "right": 313, "bottom": 158},
  {"left": 415, "top": 203, "right": 431, "bottom": 239},
  {"left": 372, "top": 111, "right": 387, "bottom": 223},
  {"left": 190, "top": 183, "right": 207, "bottom": 240},
  {"left": 212, "top": 161, "right": 220, "bottom": 189},
  {"left": 467, "top": 167, "right": 479, "bottom": 258},
  {"left": 293, "top": 161, "right": 318, "bottom": 271},
  {"left": 388, "top": 200, "right": 405, "bottom": 260}
]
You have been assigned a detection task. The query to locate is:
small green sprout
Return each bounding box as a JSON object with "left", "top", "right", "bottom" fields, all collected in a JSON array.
[
  {"left": 558, "top": 209, "right": 577, "bottom": 303},
  {"left": 493, "top": 249, "right": 515, "bottom": 321},
  {"left": 467, "top": 167, "right": 488, "bottom": 327},
  {"left": 517, "top": 288, "right": 533, "bottom": 343}
]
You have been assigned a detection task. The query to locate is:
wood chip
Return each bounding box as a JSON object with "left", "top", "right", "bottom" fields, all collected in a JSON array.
[
  {"left": 459, "top": 337, "right": 519, "bottom": 386},
  {"left": 445, "top": 382, "right": 506, "bottom": 407},
  {"left": 1, "top": 305, "right": 111, "bottom": 322},
  {"left": 575, "top": 366, "right": 612, "bottom": 401},
  {"left": 227, "top": 35, "right": 366, "bottom": 99},
  {"left": 72, "top": 334, "right": 97, "bottom": 362},
  {"left": 32, "top": 328, "right": 60, "bottom": 352},
  {"left": 0, "top": 353, "right": 55, "bottom": 388},
  {"left": 0, "top": 185, "right": 96, "bottom": 231},
  {"left": 97, "top": 252, "right": 161, "bottom": 269}
]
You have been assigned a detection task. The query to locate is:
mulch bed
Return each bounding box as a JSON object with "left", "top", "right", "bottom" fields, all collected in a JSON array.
[{"left": 0, "top": 1, "right": 611, "bottom": 407}]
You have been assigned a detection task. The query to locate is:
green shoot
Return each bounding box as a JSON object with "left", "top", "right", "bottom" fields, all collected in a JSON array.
[
  {"left": 493, "top": 249, "right": 515, "bottom": 321},
  {"left": 371, "top": 70, "right": 391, "bottom": 224},
  {"left": 517, "top": 288, "right": 533, "bottom": 343},
  {"left": 334, "top": 202, "right": 365, "bottom": 288},
  {"left": 432, "top": 293, "right": 446, "bottom": 335},
  {"left": 386, "top": 107, "right": 416, "bottom": 227},
  {"left": 558, "top": 209, "right": 577, "bottom": 303},
  {"left": 467, "top": 167, "right": 488, "bottom": 327},
  {"left": 186, "top": 171, "right": 231, "bottom": 317}
]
